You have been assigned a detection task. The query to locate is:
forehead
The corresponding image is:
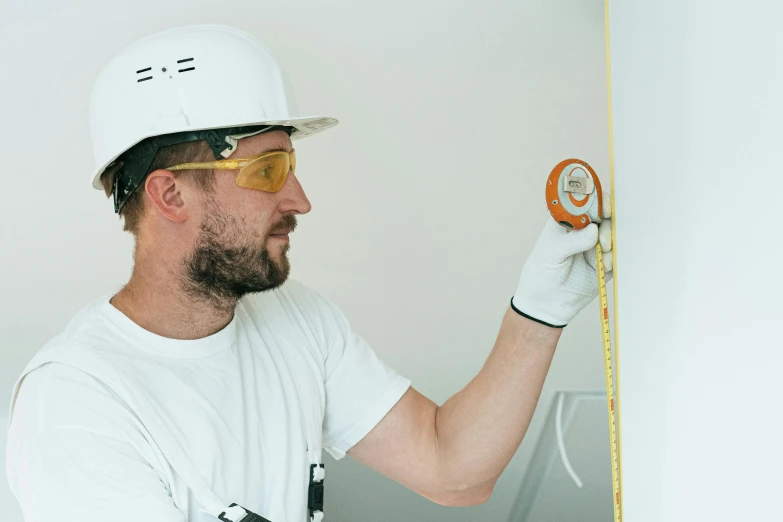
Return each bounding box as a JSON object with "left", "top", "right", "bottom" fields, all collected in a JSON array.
[{"left": 232, "top": 129, "right": 292, "bottom": 157}]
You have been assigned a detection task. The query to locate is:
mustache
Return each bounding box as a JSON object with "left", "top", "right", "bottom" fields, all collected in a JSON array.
[{"left": 269, "top": 214, "right": 297, "bottom": 235}]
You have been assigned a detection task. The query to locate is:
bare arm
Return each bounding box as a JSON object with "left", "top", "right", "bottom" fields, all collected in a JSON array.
[
  {"left": 348, "top": 307, "right": 560, "bottom": 506},
  {"left": 350, "top": 204, "right": 610, "bottom": 506}
]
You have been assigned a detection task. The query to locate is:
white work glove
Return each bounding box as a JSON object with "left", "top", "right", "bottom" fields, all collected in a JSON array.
[{"left": 511, "top": 194, "right": 613, "bottom": 328}]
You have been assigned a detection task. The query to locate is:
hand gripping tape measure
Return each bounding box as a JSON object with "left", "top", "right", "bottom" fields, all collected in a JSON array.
[{"left": 546, "top": 159, "right": 623, "bottom": 522}]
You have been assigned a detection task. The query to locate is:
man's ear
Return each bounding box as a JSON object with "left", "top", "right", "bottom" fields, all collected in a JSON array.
[{"left": 144, "top": 169, "right": 189, "bottom": 223}]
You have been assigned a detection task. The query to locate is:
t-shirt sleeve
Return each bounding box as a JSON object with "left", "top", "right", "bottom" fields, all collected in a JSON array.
[
  {"left": 6, "top": 363, "right": 185, "bottom": 522},
  {"left": 314, "top": 295, "right": 411, "bottom": 460}
]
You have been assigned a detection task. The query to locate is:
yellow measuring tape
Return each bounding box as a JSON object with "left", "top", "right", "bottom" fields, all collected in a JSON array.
[
  {"left": 545, "top": 3, "right": 623, "bottom": 518},
  {"left": 597, "top": 245, "right": 622, "bottom": 522},
  {"left": 604, "top": 1, "right": 624, "bottom": 520}
]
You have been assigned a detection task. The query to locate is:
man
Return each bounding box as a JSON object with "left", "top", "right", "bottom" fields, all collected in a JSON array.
[{"left": 5, "top": 25, "right": 612, "bottom": 522}]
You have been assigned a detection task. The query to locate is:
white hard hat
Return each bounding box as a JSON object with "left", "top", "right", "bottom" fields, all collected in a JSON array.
[{"left": 88, "top": 25, "right": 338, "bottom": 209}]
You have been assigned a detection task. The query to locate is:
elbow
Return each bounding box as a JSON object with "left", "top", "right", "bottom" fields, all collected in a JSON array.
[{"left": 432, "top": 479, "right": 497, "bottom": 507}]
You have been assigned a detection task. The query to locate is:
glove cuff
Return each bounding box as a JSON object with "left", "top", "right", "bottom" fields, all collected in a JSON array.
[{"left": 509, "top": 298, "right": 567, "bottom": 329}]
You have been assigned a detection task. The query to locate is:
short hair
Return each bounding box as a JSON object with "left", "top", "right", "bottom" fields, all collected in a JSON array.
[{"left": 99, "top": 140, "right": 216, "bottom": 234}]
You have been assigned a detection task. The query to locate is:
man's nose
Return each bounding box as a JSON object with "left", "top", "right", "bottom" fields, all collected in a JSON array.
[{"left": 277, "top": 171, "right": 312, "bottom": 215}]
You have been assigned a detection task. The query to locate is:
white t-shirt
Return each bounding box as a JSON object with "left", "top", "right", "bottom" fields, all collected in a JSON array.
[{"left": 5, "top": 279, "right": 411, "bottom": 522}]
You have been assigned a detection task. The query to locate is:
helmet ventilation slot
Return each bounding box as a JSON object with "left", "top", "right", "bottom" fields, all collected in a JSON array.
[
  {"left": 136, "top": 66, "right": 153, "bottom": 82},
  {"left": 177, "top": 57, "right": 195, "bottom": 73}
]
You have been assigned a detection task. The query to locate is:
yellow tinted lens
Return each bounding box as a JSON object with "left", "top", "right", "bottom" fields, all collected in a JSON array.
[{"left": 235, "top": 151, "right": 290, "bottom": 192}]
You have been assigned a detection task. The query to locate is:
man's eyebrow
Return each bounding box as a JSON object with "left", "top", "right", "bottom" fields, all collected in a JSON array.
[{"left": 260, "top": 145, "right": 292, "bottom": 153}]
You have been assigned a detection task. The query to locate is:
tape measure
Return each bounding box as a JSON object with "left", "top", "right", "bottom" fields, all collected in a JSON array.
[
  {"left": 545, "top": 159, "right": 604, "bottom": 230},
  {"left": 546, "top": 159, "right": 623, "bottom": 522}
]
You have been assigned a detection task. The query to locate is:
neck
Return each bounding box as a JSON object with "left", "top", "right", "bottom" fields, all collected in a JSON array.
[{"left": 110, "top": 255, "right": 236, "bottom": 341}]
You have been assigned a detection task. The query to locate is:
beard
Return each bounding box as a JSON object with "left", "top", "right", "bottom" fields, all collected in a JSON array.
[{"left": 183, "top": 198, "right": 296, "bottom": 311}]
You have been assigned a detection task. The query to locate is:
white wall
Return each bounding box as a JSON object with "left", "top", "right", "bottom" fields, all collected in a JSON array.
[
  {"left": 0, "top": 1, "right": 610, "bottom": 520},
  {"left": 609, "top": 1, "right": 783, "bottom": 520},
  {"left": 0, "top": 416, "right": 23, "bottom": 522}
]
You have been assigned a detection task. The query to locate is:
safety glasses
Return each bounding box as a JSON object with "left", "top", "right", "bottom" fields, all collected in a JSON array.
[{"left": 166, "top": 149, "right": 296, "bottom": 192}]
